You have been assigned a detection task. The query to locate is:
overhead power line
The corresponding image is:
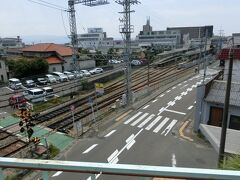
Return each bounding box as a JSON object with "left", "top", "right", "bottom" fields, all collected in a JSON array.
[{"left": 27, "top": 0, "right": 67, "bottom": 11}]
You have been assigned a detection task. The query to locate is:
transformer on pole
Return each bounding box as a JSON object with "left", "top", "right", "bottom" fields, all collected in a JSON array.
[
  {"left": 115, "top": 0, "right": 140, "bottom": 105},
  {"left": 68, "top": 0, "right": 109, "bottom": 70}
]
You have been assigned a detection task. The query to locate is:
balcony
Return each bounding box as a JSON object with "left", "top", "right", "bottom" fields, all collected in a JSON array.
[{"left": 0, "top": 157, "right": 240, "bottom": 180}]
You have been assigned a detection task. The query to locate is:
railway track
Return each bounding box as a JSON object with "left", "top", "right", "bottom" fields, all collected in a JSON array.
[{"left": 0, "top": 129, "right": 28, "bottom": 157}]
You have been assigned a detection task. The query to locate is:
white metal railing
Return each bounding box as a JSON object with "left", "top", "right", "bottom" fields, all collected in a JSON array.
[{"left": 0, "top": 157, "right": 240, "bottom": 180}]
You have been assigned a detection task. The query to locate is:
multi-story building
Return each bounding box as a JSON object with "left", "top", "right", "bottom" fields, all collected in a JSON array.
[
  {"left": 0, "top": 36, "right": 24, "bottom": 49},
  {"left": 167, "top": 26, "right": 214, "bottom": 43},
  {"left": 78, "top": 28, "right": 114, "bottom": 51},
  {"left": 136, "top": 19, "right": 181, "bottom": 50}
]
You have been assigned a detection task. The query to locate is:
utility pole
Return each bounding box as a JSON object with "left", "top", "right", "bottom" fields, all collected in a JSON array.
[
  {"left": 218, "top": 38, "right": 234, "bottom": 167},
  {"left": 203, "top": 28, "right": 208, "bottom": 83},
  {"left": 116, "top": 0, "right": 140, "bottom": 105}
]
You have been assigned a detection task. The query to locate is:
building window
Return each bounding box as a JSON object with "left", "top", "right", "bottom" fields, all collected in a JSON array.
[
  {"left": 0, "top": 62, "right": 2, "bottom": 69},
  {"left": 229, "top": 115, "right": 240, "bottom": 130},
  {"left": 0, "top": 75, "right": 3, "bottom": 81}
]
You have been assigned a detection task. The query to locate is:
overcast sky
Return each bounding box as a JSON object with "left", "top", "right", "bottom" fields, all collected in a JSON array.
[{"left": 0, "top": 0, "right": 239, "bottom": 43}]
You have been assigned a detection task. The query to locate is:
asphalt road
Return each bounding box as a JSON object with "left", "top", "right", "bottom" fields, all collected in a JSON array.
[{"left": 49, "top": 73, "right": 218, "bottom": 180}]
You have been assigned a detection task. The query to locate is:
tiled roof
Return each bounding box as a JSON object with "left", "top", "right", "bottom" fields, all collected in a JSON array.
[
  {"left": 217, "top": 48, "right": 240, "bottom": 60},
  {"left": 205, "top": 80, "right": 240, "bottom": 107},
  {"left": 21, "top": 43, "right": 73, "bottom": 56},
  {"left": 46, "top": 57, "right": 63, "bottom": 64}
]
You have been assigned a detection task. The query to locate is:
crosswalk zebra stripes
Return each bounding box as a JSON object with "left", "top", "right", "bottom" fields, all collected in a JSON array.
[{"left": 124, "top": 112, "right": 178, "bottom": 136}]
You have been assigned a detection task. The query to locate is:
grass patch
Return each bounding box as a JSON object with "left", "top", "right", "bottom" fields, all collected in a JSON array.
[
  {"left": 33, "top": 96, "right": 70, "bottom": 113},
  {"left": 221, "top": 154, "right": 240, "bottom": 170},
  {"left": 49, "top": 144, "right": 60, "bottom": 158},
  {"left": 5, "top": 175, "right": 20, "bottom": 180}
]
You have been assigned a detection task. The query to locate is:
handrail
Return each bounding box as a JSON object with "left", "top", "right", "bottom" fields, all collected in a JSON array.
[{"left": 0, "top": 157, "right": 240, "bottom": 180}]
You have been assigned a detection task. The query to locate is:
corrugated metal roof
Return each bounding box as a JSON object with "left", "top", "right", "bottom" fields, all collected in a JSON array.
[{"left": 205, "top": 80, "right": 240, "bottom": 107}]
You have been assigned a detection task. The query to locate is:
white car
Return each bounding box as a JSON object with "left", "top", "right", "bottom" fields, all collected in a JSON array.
[
  {"left": 42, "top": 87, "right": 54, "bottom": 98},
  {"left": 72, "top": 71, "right": 83, "bottom": 79},
  {"left": 89, "top": 68, "right": 103, "bottom": 74},
  {"left": 45, "top": 74, "right": 57, "bottom": 83},
  {"left": 63, "top": 71, "right": 75, "bottom": 80},
  {"left": 131, "top": 60, "right": 141, "bottom": 66},
  {"left": 80, "top": 70, "right": 91, "bottom": 77},
  {"left": 9, "top": 78, "right": 22, "bottom": 90},
  {"left": 52, "top": 72, "right": 68, "bottom": 82}
]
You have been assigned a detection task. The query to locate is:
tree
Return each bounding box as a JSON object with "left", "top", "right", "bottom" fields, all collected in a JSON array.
[{"left": 7, "top": 58, "right": 49, "bottom": 78}]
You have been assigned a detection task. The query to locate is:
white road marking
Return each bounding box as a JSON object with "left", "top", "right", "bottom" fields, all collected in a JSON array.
[
  {"left": 175, "top": 96, "right": 182, "bottom": 101},
  {"left": 104, "top": 130, "right": 116, "bottom": 138},
  {"left": 181, "top": 91, "right": 187, "bottom": 96},
  {"left": 126, "top": 140, "right": 136, "bottom": 150},
  {"left": 52, "top": 171, "right": 63, "bottom": 177},
  {"left": 82, "top": 144, "right": 98, "bottom": 154},
  {"left": 143, "top": 105, "right": 150, "bottom": 109},
  {"left": 184, "top": 81, "right": 187, "bottom": 83},
  {"left": 138, "top": 114, "right": 155, "bottom": 128},
  {"left": 158, "top": 107, "right": 166, "bottom": 115},
  {"left": 167, "top": 101, "right": 175, "bottom": 106},
  {"left": 161, "top": 119, "right": 178, "bottom": 136},
  {"left": 194, "top": 101, "right": 196, "bottom": 104},
  {"left": 153, "top": 117, "right": 170, "bottom": 133},
  {"left": 110, "top": 157, "right": 119, "bottom": 164},
  {"left": 159, "top": 94, "right": 165, "bottom": 97},
  {"left": 124, "top": 112, "right": 142, "bottom": 124},
  {"left": 145, "top": 116, "right": 162, "bottom": 130},
  {"left": 192, "top": 85, "right": 197, "bottom": 88},
  {"left": 196, "top": 82, "right": 201, "bottom": 85},
  {"left": 164, "top": 109, "right": 186, "bottom": 115},
  {"left": 172, "top": 154, "right": 177, "bottom": 167},
  {"left": 178, "top": 83, "right": 182, "bottom": 86},
  {"left": 107, "top": 149, "right": 119, "bottom": 162},
  {"left": 172, "top": 86, "right": 176, "bottom": 89},
  {"left": 95, "top": 173, "right": 102, "bottom": 179},
  {"left": 166, "top": 90, "right": 171, "bottom": 93},
  {"left": 187, "top": 88, "right": 192, "bottom": 91},
  {"left": 180, "top": 84, "right": 188, "bottom": 89},
  {"left": 126, "top": 134, "right": 135, "bottom": 143},
  {"left": 188, "top": 106, "right": 194, "bottom": 110},
  {"left": 131, "top": 113, "right": 149, "bottom": 126},
  {"left": 152, "top": 99, "right": 158, "bottom": 103}
]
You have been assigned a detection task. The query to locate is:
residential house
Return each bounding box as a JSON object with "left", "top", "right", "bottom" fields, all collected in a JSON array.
[
  {"left": 194, "top": 48, "right": 240, "bottom": 132},
  {"left": 21, "top": 43, "right": 73, "bottom": 72}
]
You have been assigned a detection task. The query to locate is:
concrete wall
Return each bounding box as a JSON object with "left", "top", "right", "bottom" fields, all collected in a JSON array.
[
  {"left": 194, "top": 84, "right": 206, "bottom": 131},
  {"left": 79, "top": 60, "right": 96, "bottom": 70},
  {"left": 48, "top": 64, "right": 63, "bottom": 73},
  {"left": 224, "top": 60, "right": 240, "bottom": 83}
]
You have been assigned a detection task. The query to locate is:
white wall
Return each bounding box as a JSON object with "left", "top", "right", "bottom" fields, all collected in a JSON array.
[
  {"left": 0, "top": 60, "right": 9, "bottom": 82},
  {"left": 224, "top": 60, "right": 240, "bottom": 83}
]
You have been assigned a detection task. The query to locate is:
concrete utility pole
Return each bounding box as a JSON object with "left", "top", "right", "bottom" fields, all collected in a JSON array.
[
  {"left": 218, "top": 38, "right": 234, "bottom": 167},
  {"left": 116, "top": 0, "right": 140, "bottom": 105},
  {"left": 203, "top": 28, "right": 208, "bottom": 83}
]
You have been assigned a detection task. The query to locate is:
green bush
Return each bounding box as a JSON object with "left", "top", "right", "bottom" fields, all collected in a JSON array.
[{"left": 49, "top": 144, "right": 60, "bottom": 158}]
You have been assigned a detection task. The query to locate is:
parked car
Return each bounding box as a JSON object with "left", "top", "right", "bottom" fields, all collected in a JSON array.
[
  {"left": 42, "top": 87, "right": 54, "bottom": 98},
  {"left": 45, "top": 74, "right": 57, "bottom": 83},
  {"left": 63, "top": 71, "right": 75, "bottom": 80},
  {"left": 72, "top": 71, "right": 83, "bottom": 79},
  {"left": 24, "top": 80, "right": 36, "bottom": 88},
  {"left": 8, "top": 78, "right": 22, "bottom": 90},
  {"left": 23, "top": 88, "right": 46, "bottom": 103},
  {"left": 80, "top": 70, "right": 91, "bottom": 77},
  {"left": 52, "top": 72, "right": 68, "bottom": 82},
  {"left": 36, "top": 78, "right": 47, "bottom": 86},
  {"left": 131, "top": 60, "right": 141, "bottom": 66},
  {"left": 89, "top": 68, "right": 103, "bottom": 74}
]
